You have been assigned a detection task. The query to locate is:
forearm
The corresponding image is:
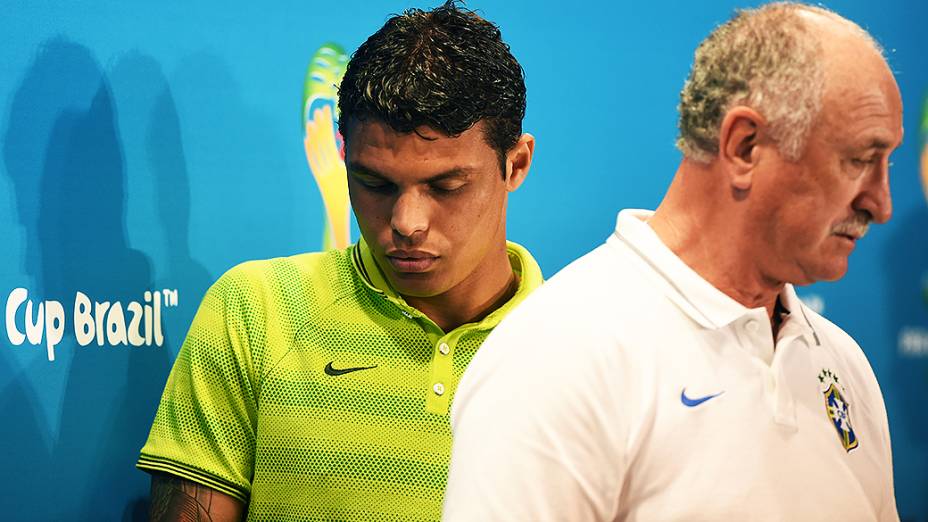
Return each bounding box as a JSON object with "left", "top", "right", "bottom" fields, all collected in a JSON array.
[{"left": 149, "top": 472, "right": 245, "bottom": 522}]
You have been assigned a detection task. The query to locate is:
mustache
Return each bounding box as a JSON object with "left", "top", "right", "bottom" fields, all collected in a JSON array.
[{"left": 831, "top": 211, "right": 871, "bottom": 239}]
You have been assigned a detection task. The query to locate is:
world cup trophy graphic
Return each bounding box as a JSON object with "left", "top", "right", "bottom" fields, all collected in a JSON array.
[
  {"left": 303, "top": 43, "right": 351, "bottom": 250},
  {"left": 921, "top": 94, "right": 928, "bottom": 205},
  {"left": 922, "top": 95, "right": 928, "bottom": 305}
]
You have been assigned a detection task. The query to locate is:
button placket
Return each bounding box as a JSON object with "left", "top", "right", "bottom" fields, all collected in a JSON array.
[
  {"left": 425, "top": 334, "right": 457, "bottom": 414},
  {"left": 771, "top": 334, "right": 807, "bottom": 429},
  {"left": 741, "top": 314, "right": 774, "bottom": 365}
]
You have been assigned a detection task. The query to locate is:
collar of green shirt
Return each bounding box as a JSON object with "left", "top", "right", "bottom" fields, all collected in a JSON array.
[{"left": 351, "top": 238, "right": 543, "bottom": 332}]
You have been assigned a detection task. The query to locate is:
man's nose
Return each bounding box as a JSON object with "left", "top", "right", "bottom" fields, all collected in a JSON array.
[
  {"left": 391, "top": 190, "right": 429, "bottom": 240},
  {"left": 855, "top": 160, "right": 892, "bottom": 225}
]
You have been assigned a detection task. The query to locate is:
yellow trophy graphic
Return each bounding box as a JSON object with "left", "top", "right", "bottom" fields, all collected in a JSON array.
[
  {"left": 921, "top": 95, "right": 928, "bottom": 305},
  {"left": 922, "top": 95, "right": 928, "bottom": 203},
  {"left": 303, "top": 43, "right": 351, "bottom": 250}
]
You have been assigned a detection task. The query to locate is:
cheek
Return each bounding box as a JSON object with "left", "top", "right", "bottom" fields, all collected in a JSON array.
[
  {"left": 348, "top": 191, "right": 388, "bottom": 232},
  {"left": 457, "top": 186, "right": 505, "bottom": 228}
]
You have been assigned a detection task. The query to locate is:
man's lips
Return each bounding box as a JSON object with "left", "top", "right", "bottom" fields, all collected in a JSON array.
[
  {"left": 831, "top": 213, "right": 869, "bottom": 244},
  {"left": 832, "top": 231, "right": 862, "bottom": 248},
  {"left": 385, "top": 250, "right": 439, "bottom": 273}
]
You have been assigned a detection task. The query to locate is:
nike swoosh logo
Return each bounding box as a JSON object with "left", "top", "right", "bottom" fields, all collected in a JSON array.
[
  {"left": 324, "top": 362, "right": 378, "bottom": 376},
  {"left": 680, "top": 388, "right": 724, "bottom": 407}
]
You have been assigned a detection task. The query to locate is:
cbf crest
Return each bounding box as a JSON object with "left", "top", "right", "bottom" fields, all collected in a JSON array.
[{"left": 819, "top": 368, "right": 858, "bottom": 452}]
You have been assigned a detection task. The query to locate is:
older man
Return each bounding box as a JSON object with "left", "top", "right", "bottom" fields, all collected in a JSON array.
[{"left": 443, "top": 3, "right": 902, "bottom": 521}]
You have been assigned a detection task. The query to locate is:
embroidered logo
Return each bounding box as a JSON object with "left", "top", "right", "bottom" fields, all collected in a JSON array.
[
  {"left": 324, "top": 362, "right": 377, "bottom": 376},
  {"left": 819, "top": 368, "right": 858, "bottom": 452},
  {"left": 680, "top": 388, "right": 724, "bottom": 407}
]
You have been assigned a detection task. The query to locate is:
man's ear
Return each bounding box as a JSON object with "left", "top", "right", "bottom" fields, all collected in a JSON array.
[
  {"left": 718, "top": 107, "right": 765, "bottom": 191},
  {"left": 504, "top": 133, "right": 535, "bottom": 191}
]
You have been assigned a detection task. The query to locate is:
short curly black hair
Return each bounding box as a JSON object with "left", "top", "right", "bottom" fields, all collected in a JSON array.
[{"left": 338, "top": 1, "right": 526, "bottom": 170}]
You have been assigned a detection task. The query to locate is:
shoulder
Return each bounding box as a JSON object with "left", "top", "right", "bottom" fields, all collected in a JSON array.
[
  {"left": 210, "top": 248, "right": 357, "bottom": 311},
  {"left": 488, "top": 244, "right": 616, "bottom": 341},
  {"left": 803, "top": 306, "right": 873, "bottom": 376},
  {"left": 495, "top": 238, "right": 669, "bottom": 342},
  {"left": 192, "top": 248, "right": 364, "bottom": 373},
  {"left": 458, "top": 240, "right": 652, "bottom": 402},
  {"left": 801, "top": 304, "right": 887, "bottom": 410}
]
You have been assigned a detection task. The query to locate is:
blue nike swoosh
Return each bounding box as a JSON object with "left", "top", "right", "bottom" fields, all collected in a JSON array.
[{"left": 680, "top": 388, "right": 724, "bottom": 407}]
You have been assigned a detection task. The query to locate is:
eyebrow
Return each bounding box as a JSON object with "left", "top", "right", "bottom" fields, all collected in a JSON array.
[
  {"left": 346, "top": 162, "right": 474, "bottom": 183},
  {"left": 866, "top": 138, "right": 893, "bottom": 150},
  {"left": 852, "top": 136, "right": 898, "bottom": 153}
]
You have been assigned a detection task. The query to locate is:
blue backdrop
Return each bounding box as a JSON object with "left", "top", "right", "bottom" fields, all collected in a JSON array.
[{"left": 1, "top": 1, "right": 925, "bottom": 520}]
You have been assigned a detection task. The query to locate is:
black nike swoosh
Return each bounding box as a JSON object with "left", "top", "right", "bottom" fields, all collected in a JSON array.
[{"left": 324, "top": 362, "right": 378, "bottom": 376}]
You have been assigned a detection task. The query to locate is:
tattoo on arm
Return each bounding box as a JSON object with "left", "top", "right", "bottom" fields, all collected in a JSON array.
[{"left": 150, "top": 472, "right": 242, "bottom": 522}]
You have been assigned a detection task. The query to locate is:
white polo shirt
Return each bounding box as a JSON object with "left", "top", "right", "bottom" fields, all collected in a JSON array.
[{"left": 444, "top": 209, "right": 898, "bottom": 522}]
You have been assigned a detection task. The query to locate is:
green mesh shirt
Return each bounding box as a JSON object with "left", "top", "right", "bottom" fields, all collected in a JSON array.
[{"left": 137, "top": 240, "right": 542, "bottom": 521}]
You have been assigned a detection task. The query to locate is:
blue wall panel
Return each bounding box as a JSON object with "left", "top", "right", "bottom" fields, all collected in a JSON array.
[{"left": 1, "top": 1, "right": 925, "bottom": 519}]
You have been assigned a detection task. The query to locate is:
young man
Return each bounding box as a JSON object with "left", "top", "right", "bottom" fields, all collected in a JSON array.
[
  {"left": 137, "top": 3, "right": 540, "bottom": 520},
  {"left": 444, "top": 3, "right": 902, "bottom": 520}
]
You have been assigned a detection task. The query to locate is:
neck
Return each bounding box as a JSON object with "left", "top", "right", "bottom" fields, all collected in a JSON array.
[
  {"left": 649, "top": 161, "right": 784, "bottom": 323},
  {"left": 404, "top": 242, "right": 517, "bottom": 332}
]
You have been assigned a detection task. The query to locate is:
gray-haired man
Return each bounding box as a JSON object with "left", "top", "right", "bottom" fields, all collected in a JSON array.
[{"left": 443, "top": 3, "right": 902, "bottom": 520}]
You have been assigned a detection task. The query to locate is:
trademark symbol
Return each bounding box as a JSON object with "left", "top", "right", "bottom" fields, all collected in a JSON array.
[{"left": 162, "top": 289, "right": 179, "bottom": 307}]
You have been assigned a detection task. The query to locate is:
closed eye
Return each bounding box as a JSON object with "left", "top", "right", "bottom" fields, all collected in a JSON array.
[
  {"left": 362, "top": 181, "right": 395, "bottom": 194},
  {"left": 352, "top": 175, "right": 395, "bottom": 194},
  {"left": 850, "top": 157, "right": 878, "bottom": 167},
  {"left": 845, "top": 155, "right": 879, "bottom": 179},
  {"left": 430, "top": 181, "right": 467, "bottom": 195}
]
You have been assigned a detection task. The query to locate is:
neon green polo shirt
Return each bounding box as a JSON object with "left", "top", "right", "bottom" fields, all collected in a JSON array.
[{"left": 137, "top": 240, "right": 541, "bottom": 521}]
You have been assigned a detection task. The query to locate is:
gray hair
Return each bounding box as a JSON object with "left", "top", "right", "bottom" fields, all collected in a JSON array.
[{"left": 676, "top": 3, "right": 877, "bottom": 164}]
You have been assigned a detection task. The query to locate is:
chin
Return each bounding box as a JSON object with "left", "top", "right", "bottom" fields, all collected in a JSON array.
[
  {"left": 388, "top": 273, "right": 450, "bottom": 298},
  {"left": 807, "top": 263, "right": 850, "bottom": 283},
  {"left": 788, "top": 255, "right": 849, "bottom": 285}
]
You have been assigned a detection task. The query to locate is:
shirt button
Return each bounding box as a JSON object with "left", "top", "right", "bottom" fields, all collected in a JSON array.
[
  {"left": 439, "top": 342, "right": 450, "bottom": 355},
  {"left": 745, "top": 319, "right": 760, "bottom": 333},
  {"left": 433, "top": 383, "right": 445, "bottom": 396}
]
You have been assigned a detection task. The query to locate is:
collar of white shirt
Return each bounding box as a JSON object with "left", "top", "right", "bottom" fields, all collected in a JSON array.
[{"left": 611, "top": 209, "right": 820, "bottom": 347}]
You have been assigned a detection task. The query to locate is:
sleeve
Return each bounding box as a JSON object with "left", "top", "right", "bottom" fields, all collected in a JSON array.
[
  {"left": 442, "top": 294, "right": 629, "bottom": 522},
  {"left": 137, "top": 265, "right": 262, "bottom": 502},
  {"left": 835, "top": 325, "right": 900, "bottom": 522},
  {"left": 871, "top": 366, "right": 900, "bottom": 522}
]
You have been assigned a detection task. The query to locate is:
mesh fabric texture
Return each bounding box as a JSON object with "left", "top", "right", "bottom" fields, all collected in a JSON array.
[{"left": 138, "top": 241, "right": 541, "bottom": 521}]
